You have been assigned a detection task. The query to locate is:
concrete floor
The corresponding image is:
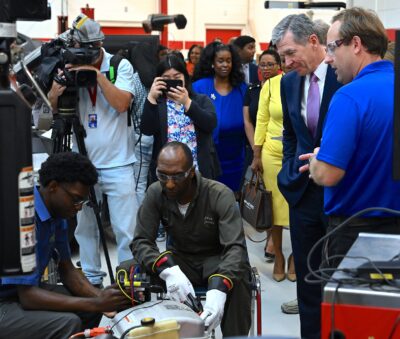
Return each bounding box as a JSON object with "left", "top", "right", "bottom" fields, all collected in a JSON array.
[{"left": 244, "top": 223, "right": 299, "bottom": 338}]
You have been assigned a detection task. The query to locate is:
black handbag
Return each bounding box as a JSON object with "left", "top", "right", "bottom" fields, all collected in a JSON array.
[{"left": 240, "top": 170, "right": 273, "bottom": 231}]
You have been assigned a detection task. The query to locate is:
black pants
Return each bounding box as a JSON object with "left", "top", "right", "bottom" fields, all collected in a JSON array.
[
  {"left": 289, "top": 183, "right": 327, "bottom": 339},
  {"left": 325, "top": 216, "right": 400, "bottom": 269},
  {"left": 0, "top": 284, "right": 102, "bottom": 339}
]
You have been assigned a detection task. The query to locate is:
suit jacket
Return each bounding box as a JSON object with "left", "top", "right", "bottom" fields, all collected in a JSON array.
[
  {"left": 141, "top": 92, "right": 221, "bottom": 183},
  {"left": 277, "top": 65, "right": 342, "bottom": 207},
  {"left": 249, "top": 62, "right": 259, "bottom": 84}
]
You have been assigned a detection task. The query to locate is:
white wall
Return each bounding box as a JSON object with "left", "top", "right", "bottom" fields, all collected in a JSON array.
[
  {"left": 16, "top": 0, "right": 61, "bottom": 40},
  {"left": 167, "top": 0, "right": 248, "bottom": 43},
  {"left": 69, "top": 0, "right": 157, "bottom": 27},
  {"left": 353, "top": 0, "right": 400, "bottom": 28},
  {"left": 251, "top": 0, "right": 337, "bottom": 46},
  {"left": 15, "top": 0, "right": 400, "bottom": 44}
]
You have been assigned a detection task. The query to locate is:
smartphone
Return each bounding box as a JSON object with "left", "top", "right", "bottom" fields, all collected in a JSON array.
[{"left": 162, "top": 79, "right": 183, "bottom": 93}]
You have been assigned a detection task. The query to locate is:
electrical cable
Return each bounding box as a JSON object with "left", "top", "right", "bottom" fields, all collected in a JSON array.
[
  {"left": 388, "top": 314, "right": 400, "bottom": 339},
  {"left": 129, "top": 265, "right": 135, "bottom": 305},
  {"left": 305, "top": 253, "right": 400, "bottom": 290},
  {"left": 330, "top": 282, "right": 341, "bottom": 339},
  {"left": 134, "top": 131, "right": 143, "bottom": 192},
  {"left": 307, "top": 254, "right": 373, "bottom": 284},
  {"left": 245, "top": 232, "right": 268, "bottom": 243},
  {"left": 344, "top": 256, "right": 400, "bottom": 289},
  {"left": 109, "top": 299, "right": 165, "bottom": 333},
  {"left": 390, "top": 252, "right": 400, "bottom": 261},
  {"left": 116, "top": 269, "right": 139, "bottom": 303},
  {"left": 244, "top": 225, "right": 268, "bottom": 243},
  {"left": 303, "top": 210, "right": 400, "bottom": 337},
  {"left": 306, "top": 206, "right": 400, "bottom": 284},
  {"left": 112, "top": 267, "right": 169, "bottom": 337},
  {"left": 69, "top": 327, "right": 110, "bottom": 339},
  {"left": 129, "top": 265, "right": 142, "bottom": 306}
]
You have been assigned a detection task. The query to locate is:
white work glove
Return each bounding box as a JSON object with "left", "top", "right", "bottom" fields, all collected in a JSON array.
[
  {"left": 200, "top": 289, "right": 227, "bottom": 331},
  {"left": 159, "top": 265, "right": 195, "bottom": 302}
]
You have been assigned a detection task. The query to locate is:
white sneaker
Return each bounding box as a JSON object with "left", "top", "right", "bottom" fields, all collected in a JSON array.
[{"left": 281, "top": 298, "right": 299, "bottom": 314}]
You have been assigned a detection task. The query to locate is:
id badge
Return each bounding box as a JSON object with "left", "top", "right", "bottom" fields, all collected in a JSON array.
[{"left": 88, "top": 113, "right": 97, "bottom": 128}]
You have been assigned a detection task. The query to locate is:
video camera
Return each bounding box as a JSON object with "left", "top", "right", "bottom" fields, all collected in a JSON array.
[
  {"left": 34, "top": 38, "right": 98, "bottom": 92},
  {"left": 14, "top": 13, "right": 103, "bottom": 116},
  {"left": 45, "top": 40, "right": 100, "bottom": 116},
  {"left": 14, "top": 35, "right": 98, "bottom": 116}
]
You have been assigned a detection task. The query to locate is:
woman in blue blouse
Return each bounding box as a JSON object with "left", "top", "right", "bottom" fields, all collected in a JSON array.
[
  {"left": 192, "top": 42, "right": 247, "bottom": 193},
  {"left": 141, "top": 55, "right": 220, "bottom": 184}
]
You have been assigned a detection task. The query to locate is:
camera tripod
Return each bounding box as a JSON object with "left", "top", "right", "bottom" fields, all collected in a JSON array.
[{"left": 52, "top": 110, "right": 115, "bottom": 284}]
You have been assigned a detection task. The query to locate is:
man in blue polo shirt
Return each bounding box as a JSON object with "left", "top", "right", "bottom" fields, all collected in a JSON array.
[
  {"left": 301, "top": 7, "right": 400, "bottom": 268},
  {"left": 0, "top": 152, "right": 130, "bottom": 338}
]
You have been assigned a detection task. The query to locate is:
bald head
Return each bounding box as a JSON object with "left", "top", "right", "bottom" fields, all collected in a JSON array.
[
  {"left": 156, "top": 142, "right": 196, "bottom": 202},
  {"left": 157, "top": 141, "right": 193, "bottom": 170}
]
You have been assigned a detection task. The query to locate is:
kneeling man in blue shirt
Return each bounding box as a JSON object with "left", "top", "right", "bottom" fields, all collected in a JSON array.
[{"left": 0, "top": 152, "right": 130, "bottom": 339}]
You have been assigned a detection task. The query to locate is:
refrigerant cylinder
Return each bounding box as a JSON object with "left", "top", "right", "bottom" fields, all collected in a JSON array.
[{"left": 0, "top": 89, "right": 36, "bottom": 276}]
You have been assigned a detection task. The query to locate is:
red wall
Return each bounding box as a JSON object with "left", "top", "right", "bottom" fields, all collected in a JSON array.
[
  {"left": 101, "top": 27, "right": 148, "bottom": 35},
  {"left": 386, "top": 28, "right": 399, "bottom": 41},
  {"left": 206, "top": 29, "right": 241, "bottom": 44}
]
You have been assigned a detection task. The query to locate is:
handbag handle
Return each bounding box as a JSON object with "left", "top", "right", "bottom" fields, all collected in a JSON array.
[{"left": 248, "top": 170, "right": 265, "bottom": 192}]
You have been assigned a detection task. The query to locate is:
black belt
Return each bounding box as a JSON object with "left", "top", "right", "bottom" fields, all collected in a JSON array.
[
  {"left": 0, "top": 295, "right": 18, "bottom": 302},
  {"left": 329, "top": 215, "right": 400, "bottom": 226}
]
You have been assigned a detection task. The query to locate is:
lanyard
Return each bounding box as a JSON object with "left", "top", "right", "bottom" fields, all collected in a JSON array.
[{"left": 87, "top": 86, "right": 97, "bottom": 108}]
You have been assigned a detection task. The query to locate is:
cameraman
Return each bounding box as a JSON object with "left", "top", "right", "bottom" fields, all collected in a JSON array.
[{"left": 47, "top": 14, "right": 137, "bottom": 287}]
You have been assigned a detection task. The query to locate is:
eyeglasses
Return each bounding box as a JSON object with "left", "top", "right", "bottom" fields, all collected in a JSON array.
[
  {"left": 156, "top": 167, "right": 192, "bottom": 183},
  {"left": 326, "top": 39, "right": 345, "bottom": 56},
  {"left": 60, "top": 185, "right": 90, "bottom": 207},
  {"left": 259, "top": 62, "right": 277, "bottom": 69}
]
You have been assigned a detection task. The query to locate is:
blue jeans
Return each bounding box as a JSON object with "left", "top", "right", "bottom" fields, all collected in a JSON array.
[
  {"left": 133, "top": 133, "right": 153, "bottom": 202},
  {"left": 74, "top": 164, "right": 139, "bottom": 285}
]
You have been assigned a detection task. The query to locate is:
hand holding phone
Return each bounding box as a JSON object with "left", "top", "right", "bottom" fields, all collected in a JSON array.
[
  {"left": 162, "top": 79, "right": 183, "bottom": 95},
  {"left": 154, "top": 78, "right": 190, "bottom": 109}
]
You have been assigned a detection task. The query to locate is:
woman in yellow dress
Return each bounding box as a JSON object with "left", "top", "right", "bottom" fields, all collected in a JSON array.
[{"left": 251, "top": 49, "right": 295, "bottom": 282}]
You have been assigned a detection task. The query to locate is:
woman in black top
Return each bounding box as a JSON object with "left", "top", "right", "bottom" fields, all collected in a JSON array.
[{"left": 141, "top": 55, "right": 220, "bottom": 184}]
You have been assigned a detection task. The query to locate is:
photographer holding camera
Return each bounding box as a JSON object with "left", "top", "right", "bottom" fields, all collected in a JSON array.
[
  {"left": 141, "top": 54, "right": 220, "bottom": 185},
  {"left": 47, "top": 14, "right": 137, "bottom": 288}
]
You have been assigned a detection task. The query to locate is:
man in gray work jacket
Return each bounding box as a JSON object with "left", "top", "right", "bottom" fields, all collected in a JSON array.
[{"left": 131, "top": 141, "right": 251, "bottom": 337}]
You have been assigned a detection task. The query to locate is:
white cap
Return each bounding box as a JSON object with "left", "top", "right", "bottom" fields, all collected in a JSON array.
[{"left": 71, "top": 14, "right": 104, "bottom": 44}]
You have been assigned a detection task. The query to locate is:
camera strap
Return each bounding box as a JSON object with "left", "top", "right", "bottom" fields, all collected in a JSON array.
[
  {"left": 87, "top": 86, "right": 98, "bottom": 128},
  {"left": 87, "top": 85, "right": 97, "bottom": 109}
]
